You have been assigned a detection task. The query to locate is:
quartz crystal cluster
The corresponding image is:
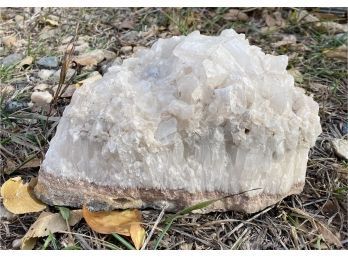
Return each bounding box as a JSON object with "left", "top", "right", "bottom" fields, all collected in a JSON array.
[{"left": 35, "top": 29, "right": 322, "bottom": 213}]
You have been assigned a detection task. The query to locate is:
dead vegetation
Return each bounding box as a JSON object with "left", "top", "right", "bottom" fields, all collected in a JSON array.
[{"left": 0, "top": 7, "right": 347, "bottom": 250}]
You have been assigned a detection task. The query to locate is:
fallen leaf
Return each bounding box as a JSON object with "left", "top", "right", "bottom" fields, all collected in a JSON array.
[
  {"left": 0, "top": 176, "right": 46, "bottom": 214},
  {"left": 323, "top": 45, "right": 348, "bottom": 60},
  {"left": 316, "top": 21, "right": 348, "bottom": 34},
  {"left": 130, "top": 223, "right": 146, "bottom": 250},
  {"left": 2, "top": 35, "right": 17, "bottom": 48},
  {"left": 17, "top": 56, "right": 33, "bottom": 68},
  {"left": 272, "top": 35, "right": 297, "bottom": 48},
  {"left": 290, "top": 208, "right": 342, "bottom": 248},
  {"left": 42, "top": 17, "right": 59, "bottom": 27},
  {"left": 315, "top": 221, "right": 342, "bottom": 248},
  {"left": 297, "top": 10, "right": 320, "bottom": 23},
  {"left": 82, "top": 207, "right": 142, "bottom": 236},
  {"left": 0, "top": 85, "right": 15, "bottom": 95},
  {"left": 21, "top": 210, "right": 82, "bottom": 249},
  {"left": 3, "top": 157, "right": 41, "bottom": 174},
  {"left": 119, "top": 19, "right": 135, "bottom": 29},
  {"left": 265, "top": 13, "right": 276, "bottom": 27},
  {"left": 288, "top": 68, "right": 303, "bottom": 83},
  {"left": 223, "top": 9, "right": 249, "bottom": 21}
]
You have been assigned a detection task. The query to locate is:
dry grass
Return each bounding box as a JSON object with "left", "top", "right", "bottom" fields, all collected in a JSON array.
[{"left": 0, "top": 7, "right": 347, "bottom": 250}]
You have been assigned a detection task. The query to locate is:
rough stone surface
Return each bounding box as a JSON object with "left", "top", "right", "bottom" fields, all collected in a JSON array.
[
  {"left": 37, "top": 56, "right": 59, "bottom": 69},
  {"left": 332, "top": 139, "right": 348, "bottom": 160},
  {"left": 35, "top": 29, "right": 322, "bottom": 213},
  {"left": 0, "top": 53, "right": 23, "bottom": 67}
]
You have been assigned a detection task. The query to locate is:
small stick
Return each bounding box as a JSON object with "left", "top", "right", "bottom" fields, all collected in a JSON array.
[{"left": 141, "top": 203, "right": 168, "bottom": 250}]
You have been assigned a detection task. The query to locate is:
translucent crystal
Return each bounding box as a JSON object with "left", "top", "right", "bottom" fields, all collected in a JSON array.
[{"left": 36, "top": 29, "right": 322, "bottom": 213}]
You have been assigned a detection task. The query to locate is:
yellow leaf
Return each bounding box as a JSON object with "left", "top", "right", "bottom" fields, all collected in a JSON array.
[
  {"left": 130, "top": 223, "right": 146, "bottom": 250},
  {"left": 21, "top": 210, "right": 82, "bottom": 249},
  {"left": 82, "top": 206, "right": 142, "bottom": 236},
  {"left": 0, "top": 177, "right": 46, "bottom": 214},
  {"left": 42, "top": 17, "right": 59, "bottom": 27},
  {"left": 17, "top": 56, "right": 34, "bottom": 68}
]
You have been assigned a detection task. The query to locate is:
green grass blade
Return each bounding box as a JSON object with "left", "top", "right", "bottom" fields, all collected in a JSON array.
[{"left": 111, "top": 233, "right": 136, "bottom": 250}]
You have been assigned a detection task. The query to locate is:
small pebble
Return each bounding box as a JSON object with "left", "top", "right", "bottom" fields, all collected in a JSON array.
[
  {"left": 0, "top": 53, "right": 24, "bottom": 67},
  {"left": 0, "top": 204, "right": 16, "bottom": 221},
  {"left": 38, "top": 69, "right": 55, "bottom": 80},
  {"left": 12, "top": 238, "right": 22, "bottom": 249},
  {"left": 33, "top": 83, "right": 49, "bottom": 91},
  {"left": 332, "top": 139, "right": 348, "bottom": 160},
  {"left": 4, "top": 101, "right": 29, "bottom": 113},
  {"left": 37, "top": 56, "right": 59, "bottom": 69},
  {"left": 52, "top": 68, "right": 75, "bottom": 83},
  {"left": 31, "top": 91, "right": 53, "bottom": 105},
  {"left": 120, "top": 46, "right": 133, "bottom": 54}
]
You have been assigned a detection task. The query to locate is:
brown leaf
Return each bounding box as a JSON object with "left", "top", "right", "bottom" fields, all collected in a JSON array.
[
  {"left": 323, "top": 45, "right": 348, "bottom": 60},
  {"left": 315, "top": 221, "right": 342, "bottom": 248},
  {"left": 290, "top": 208, "right": 342, "bottom": 248},
  {"left": 130, "top": 223, "right": 146, "bottom": 250},
  {"left": 4, "top": 157, "right": 41, "bottom": 174},
  {"left": 262, "top": 10, "right": 276, "bottom": 27},
  {"left": 0, "top": 177, "right": 46, "bottom": 214},
  {"left": 82, "top": 207, "right": 142, "bottom": 235},
  {"left": 223, "top": 9, "right": 249, "bottom": 21},
  {"left": 21, "top": 210, "right": 82, "bottom": 249},
  {"left": 2, "top": 35, "right": 17, "bottom": 48},
  {"left": 272, "top": 35, "right": 297, "bottom": 48},
  {"left": 119, "top": 19, "right": 135, "bottom": 30}
]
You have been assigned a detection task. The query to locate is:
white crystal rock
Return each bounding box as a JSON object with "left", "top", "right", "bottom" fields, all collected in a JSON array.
[{"left": 35, "top": 29, "right": 322, "bottom": 213}]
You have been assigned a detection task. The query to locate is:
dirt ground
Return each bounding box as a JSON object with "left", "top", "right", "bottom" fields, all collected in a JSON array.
[{"left": 0, "top": 7, "right": 347, "bottom": 250}]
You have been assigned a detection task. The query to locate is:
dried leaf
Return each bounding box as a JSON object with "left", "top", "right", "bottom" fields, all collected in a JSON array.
[
  {"left": 288, "top": 68, "right": 303, "bottom": 83},
  {"left": 262, "top": 10, "right": 276, "bottom": 27},
  {"left": 323, "top": 45, "right": 348, "bottom": 60},
  {"left": 0, "top": 177, "right": 46, "bottom": 214},
  {"left": 4, "top": 158, "right": 41, "bottom": 174},
  {"left": 2, "top": 35, "right": 17, "bottom": 48},
  {"left": 223, "top": 9, "right": 249, "bottom": 21},
  {"left": 297, "top": 10, "right": 319, "bottom": 23},
  {"left": 82, "top": 207, "right": 142, "bottom": 235},
  {"left": 316, "top": 22, "right": 348, "bottom": 34},
  {"left": 119, "top": 19, "right": 135, "bottom": 29},
  {"left": 272, "top": 35, "right": 297, "bottom": 48},
  {"left": 21, "top": 210, "right": 82, "bottom": 250},
  {"left": 315, "top": 221, "right": 342, "bottom": 248},
  {"left": 290, "top": 208, "right": 342, "bottom": 248},
  {"left": 42, "top": 17, "right": 59, "bottom": 27},
  {"left": 130, "top": 223, "right": 146, "bottom": 250},
  {"left": 17, "top": 56, "right": 33, "bottom": 68}
]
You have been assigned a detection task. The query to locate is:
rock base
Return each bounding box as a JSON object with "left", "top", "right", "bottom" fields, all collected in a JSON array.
[{"left": 34, "top": 171, "right": 304, "bottom": 214}]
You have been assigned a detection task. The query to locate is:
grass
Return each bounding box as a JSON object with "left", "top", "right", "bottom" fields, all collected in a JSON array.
[{"left": 0, "top": 7, "right": 347, "bottom": 250}]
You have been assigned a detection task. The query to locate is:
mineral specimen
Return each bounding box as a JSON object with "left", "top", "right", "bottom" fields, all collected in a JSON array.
[{"left": 35, "top": 29, "right": 322, "bottom": 213}]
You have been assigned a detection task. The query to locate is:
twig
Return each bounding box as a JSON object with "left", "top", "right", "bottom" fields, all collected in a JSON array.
[{"left": 141, "top": 203, "right": 168, "bottom": 250}]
